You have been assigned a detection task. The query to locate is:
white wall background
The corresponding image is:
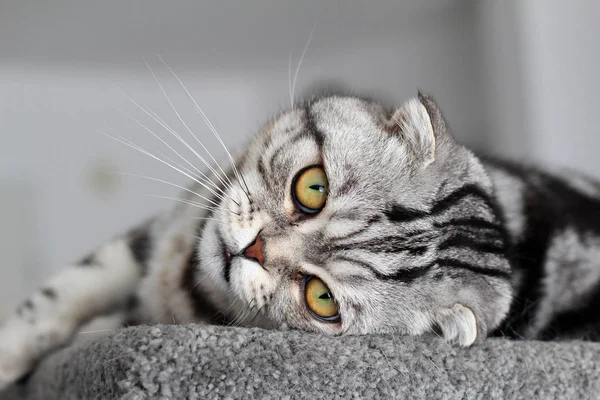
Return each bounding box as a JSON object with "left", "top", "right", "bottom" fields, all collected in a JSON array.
[{"left": 1, "top": 0, "right": 599, "bottom": 315}]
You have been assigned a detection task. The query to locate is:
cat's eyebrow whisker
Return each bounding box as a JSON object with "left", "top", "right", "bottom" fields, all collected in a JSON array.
[
  {"left": 288, "top": 52, "right": 294, "bottom": 110},
  {"left": 146, "top": 194, "right": 238, "bottom": 216},
  {"left": 115, "top": 172, "right": 221, "bottom": 208},
  {"left": 156, "top": 55, "right": 251, "bottom": 199},
  {"left": 291, "top": 22, "right": 317, "bottom": 112},
  {"left": 99, "top": 130, "right": 230, "bottom": 203},
  {"left": 142, "top": 60, "right": 235, "bottom": 193}
]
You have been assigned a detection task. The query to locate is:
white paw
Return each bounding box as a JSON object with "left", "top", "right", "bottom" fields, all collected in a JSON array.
[
  {"left": 0, "top": 357, "right": 26, "bottom": 392},
  {"left": 434, "top": 303, "right": 478, "bottom": 347},
  {"left": 0, "top": 319, "right": 35, "bottom": 390},
  {"left": 0, "top": 315, "right": 72, "bottom": 390}
]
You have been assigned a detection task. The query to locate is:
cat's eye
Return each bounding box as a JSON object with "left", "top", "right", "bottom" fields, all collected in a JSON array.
[
  {"left": 305, "top": 276, "right": 339, "bottom": 321},
  {"left": 292, "top": 166, "right": 329, "bottom": 214}
]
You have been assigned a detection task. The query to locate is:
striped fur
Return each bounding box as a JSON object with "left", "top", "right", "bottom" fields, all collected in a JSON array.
[{"left": 2, "top": 93, "right": 599, "bottom": 388}]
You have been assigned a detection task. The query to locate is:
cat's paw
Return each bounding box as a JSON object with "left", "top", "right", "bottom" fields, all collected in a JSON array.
[
  {"left": 0, "top": 352, "right": 27, "bottom": 392},
  {"left": 434, "top": 303, "right": 479, "bottom": 347},
  {"left": 0, "top": 319, "right": 36, "bottom": 390},
  {"left": 0, "top": 313, "right": 72, "bottom": 390}
]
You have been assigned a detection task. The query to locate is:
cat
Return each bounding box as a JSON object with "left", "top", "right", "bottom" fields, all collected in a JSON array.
[{"left": 1, "top": 92, "right": 600, "bottom": 389}]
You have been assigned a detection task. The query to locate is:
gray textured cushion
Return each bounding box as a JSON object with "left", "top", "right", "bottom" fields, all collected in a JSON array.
[{"left": 1, "top": 324, "right": 599, "bottom": 399}]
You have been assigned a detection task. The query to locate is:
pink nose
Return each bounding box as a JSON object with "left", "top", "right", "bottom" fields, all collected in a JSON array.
[{"left": 243, "top": 235, "right": 265, "bottom": 265}]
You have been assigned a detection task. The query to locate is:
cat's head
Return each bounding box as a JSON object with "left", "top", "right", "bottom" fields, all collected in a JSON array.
[{"left": 199, "top": 94, "right": 513, "bottom": 346}]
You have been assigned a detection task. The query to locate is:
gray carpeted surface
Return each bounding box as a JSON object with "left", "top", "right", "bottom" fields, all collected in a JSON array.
[{"left": 1, "top": 324, "right": 599, "bottom": 399}]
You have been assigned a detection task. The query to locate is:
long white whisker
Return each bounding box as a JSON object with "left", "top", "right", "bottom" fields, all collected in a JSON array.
[
  {"left": 156, "top": 150, "right": 221, "bottom": 192},
  {"left": 189, "top": 273, "right": 212, "bottom": 293},
  {"left": 156, "top": 55, "right": 251, "bottom": 198},
  {"left": 99, "top": 130, "right": 227, "bottom": 202},
  {"left": 190, "top": 217, "right": 223, "bottom": 222},
  {"left": 113, "top": 104, "right": 207, "bottom": 179},
  {"left": 144, "top": 104, "right": 231, "bottom": 194},
  {"left": 110, "top": 106, "right": 240, "bottom": 206},
  {"left": 142, "top": 59, "right": 234, "bottom": 191},
  {"left": 155, "top": 150, "right": 231, "bottom": 201},
  {"left": 115, "top": 172, "right": 221, "bottom": 208},
  {"left": 289, "top": 52, "right": 294, "bottom": 109},
  {"left": 146, "top": 194, "right": 236, "bottom": 216},
  {"left": 116, "top": 88, "right": 235, "bottom": 197},
  {"left": 291, "top": 23, "right": 317, "bottom": 112}
]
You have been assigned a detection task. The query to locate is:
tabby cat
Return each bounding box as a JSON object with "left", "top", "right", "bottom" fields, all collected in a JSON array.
[{"left": 2, "top": 92, "right": 599, "bottom": 388}]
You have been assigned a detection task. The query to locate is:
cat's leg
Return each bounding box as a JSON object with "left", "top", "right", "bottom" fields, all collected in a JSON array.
[{"left": 0, "top": 229, "right": 151, "bottom": 389}]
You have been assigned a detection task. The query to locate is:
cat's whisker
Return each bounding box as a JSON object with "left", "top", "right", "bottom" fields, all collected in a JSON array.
[
  {"left": 247, "top": 305, "right": 264, "bottom": 326},
  {"left": 105, "top": 130, "right": 226, "bottom": 204},
  {"left": 99, "top": 130, "right": 229, "bottom": 203},
  {"left": 113, "top": 104, "right": 207, "bottom": 178},
  {"left": 153, "top": 56, "right": 238, "bottom": 186},
  {"left": 146, "top": 194, "right": 238, "bottom": 216},
  {"left": 117, "top": 90, "right": 238, "bottom": 205},
  {"left": 288, "top": 52, "right": 293, "bottom": 109},
  {"left": 220, "top": 290, "right": 240, "bottom": 318},
  {"left": 188, "top": 274, "right": 211, "bottom": 293},
  {"left": 77, "top": 328, "right": 117, "bottom": 335},
  {"left": 115, "top": 172, "right": 221, "bottom": 208},
  {"left": 106, "top": 122, "right": 240, "bottom": 208},
  {"left": 290, "top": 22, "right": 317, "bottom": 112},
  {"left": 142, "top": 60, "right": 235, "bottom": 193},
  {"left": 147, "top": 116, "right": 232, "bottom": 197},
  {"left": 230, "top": 299, "right": 255, "bottom": 327},
  {"left": 156, "top": 55, "right": 251, "bottom": 199},
  {"left": 156, "top": 150, "right": 228, "bottom": 198}
]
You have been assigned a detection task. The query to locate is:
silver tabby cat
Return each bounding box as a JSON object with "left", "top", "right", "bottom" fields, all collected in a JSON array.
[{"left": 1, "top": 93, "right": 599, "bottom": 388}]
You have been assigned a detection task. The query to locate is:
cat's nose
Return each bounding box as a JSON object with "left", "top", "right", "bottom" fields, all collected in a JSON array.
[{"left": 242, "top": 234, "right": 265, "bottom": 265}]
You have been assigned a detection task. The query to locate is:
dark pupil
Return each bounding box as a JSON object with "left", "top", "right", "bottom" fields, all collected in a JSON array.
[
  {"left": 309, "top": 184, "right": 325, "bottom": 193},
  {"left": 318, "top": 292, "right": 332, "bottom": 300}
]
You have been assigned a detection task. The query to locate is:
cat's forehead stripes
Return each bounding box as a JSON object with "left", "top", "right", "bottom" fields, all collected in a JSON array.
[{"left": 255, "top": 109, "right": 323, "bottom": 192}]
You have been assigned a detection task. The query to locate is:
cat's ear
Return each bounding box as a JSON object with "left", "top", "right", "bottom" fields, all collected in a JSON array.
[{"left": 385, "top": 93, "right": 449, "bottom": 167}]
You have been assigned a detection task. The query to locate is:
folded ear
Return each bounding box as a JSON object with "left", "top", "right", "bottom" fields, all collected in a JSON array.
[{"left": 384, "top": 93, "right": 450, "bottom": 167}]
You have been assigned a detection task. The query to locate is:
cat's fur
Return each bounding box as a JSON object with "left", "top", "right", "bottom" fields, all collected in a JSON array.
[{"left": 1, "top": 93, "right": 599, "bottom": 388}]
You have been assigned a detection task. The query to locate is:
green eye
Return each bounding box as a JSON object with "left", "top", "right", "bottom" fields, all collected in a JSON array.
[
  {"left": 293, "top": 166, "right": 328, "bottom": 213},
  {"left": 305, "top": 276, "right": 339, "bottom": 321}
]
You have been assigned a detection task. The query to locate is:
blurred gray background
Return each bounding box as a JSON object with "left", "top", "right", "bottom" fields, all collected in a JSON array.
[{"left": 1, "top": 0, "right": 599, "bottom": 315}]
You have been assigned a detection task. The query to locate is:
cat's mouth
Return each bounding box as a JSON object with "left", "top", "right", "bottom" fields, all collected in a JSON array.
[
  {"left": 223, "top": 246, "right": 232, "bottom": 266},
  {"left": 215, "top": 230, "right": 233, "bottom": 280}
]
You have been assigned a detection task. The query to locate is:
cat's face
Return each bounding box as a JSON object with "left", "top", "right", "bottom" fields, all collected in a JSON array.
[{"left": 199, "top": 94, "right": 512, "bottom": 345}]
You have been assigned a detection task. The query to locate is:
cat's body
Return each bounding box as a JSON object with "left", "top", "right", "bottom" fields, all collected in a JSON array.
[{"left": 1, "top": 93, "right": 599, "bottom": 388}]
